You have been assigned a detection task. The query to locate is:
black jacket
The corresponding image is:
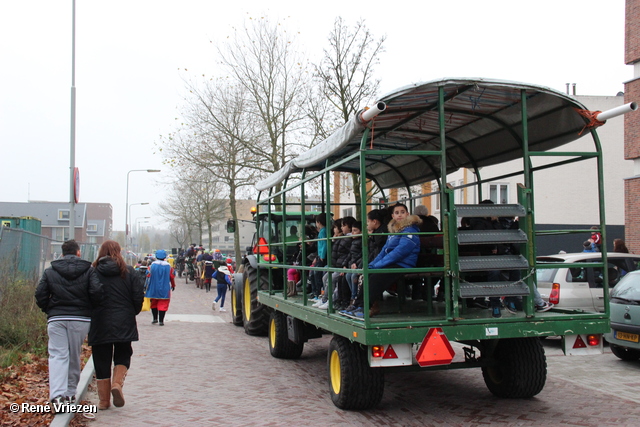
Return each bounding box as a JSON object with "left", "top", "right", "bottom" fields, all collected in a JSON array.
[
  {"left": 88, "top": 257, "right": 144, "bottom": 346},
  {"left": 368, "top": 223, "right": 389, "bottom": 262},
  {"left": 348, "top": 237, "right": 363, "bottom": 269},
  {"left": 334, "top": 236, "right": 352, "bottom": 268},
  {"left": 35, "top": 255, "right": 103, "bottom": 319}
]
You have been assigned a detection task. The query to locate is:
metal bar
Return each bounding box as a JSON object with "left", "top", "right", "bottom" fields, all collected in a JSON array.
[{"left": 529, "top": 151, "right": 599, "bottom": 157}]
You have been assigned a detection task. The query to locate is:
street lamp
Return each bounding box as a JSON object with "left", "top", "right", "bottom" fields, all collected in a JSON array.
[
  {"left": 135, "top": 216, "right": 151, "bottom": 237},
  {"left": 125, "top": 169, "right": 160, "bottom": 255}
]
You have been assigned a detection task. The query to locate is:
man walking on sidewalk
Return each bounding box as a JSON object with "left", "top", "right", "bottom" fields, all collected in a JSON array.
[{"left": 35, "top": 240, "right": 104, "bottom": 406}]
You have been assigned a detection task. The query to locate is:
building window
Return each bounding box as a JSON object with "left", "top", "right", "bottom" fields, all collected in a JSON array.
[
  {"left": 342, "top": 208, "right": 353, "bottom": 217},
  {"left": 489, "top": 184, "right": 509, "bottom": 204},
  {"left": 224, "top": 236, "right": 229, "bottom": 242},
  {"left": 87, "top": 224, "right": 97, "bottom": 232},
  {"left": 58, "top": 210, "right": 70, "bottom": 221}
]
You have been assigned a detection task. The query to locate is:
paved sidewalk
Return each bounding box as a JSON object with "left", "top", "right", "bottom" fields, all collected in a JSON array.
[{"left": 86, "top": 278, "right": 640, "bottom": 426}]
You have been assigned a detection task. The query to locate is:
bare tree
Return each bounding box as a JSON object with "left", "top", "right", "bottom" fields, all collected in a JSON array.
[
  {"left": 217, "top": 17, "right": 312, "bottom": 177},
  {"left": 313, "top": 18, "right": 386, "bottom": 218},
  {"left": 168, "top": 222, "right": 188, "bottom": 250},
  {"left": 160, "top": 79, "right": 260, "bottom": 257}
]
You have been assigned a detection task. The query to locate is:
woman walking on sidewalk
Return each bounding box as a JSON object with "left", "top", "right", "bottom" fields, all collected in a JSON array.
[{"left": 90, "top": 240, "right": 145, "bottom": 410}]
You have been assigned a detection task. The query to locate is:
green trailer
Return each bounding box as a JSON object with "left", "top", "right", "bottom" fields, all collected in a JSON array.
[{"left": 230, "top": 78, "right": 637, "bottom": 409}]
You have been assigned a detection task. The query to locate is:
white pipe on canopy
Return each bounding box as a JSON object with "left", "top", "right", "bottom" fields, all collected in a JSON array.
[
  {"left": 359, "top": 102, "right": 386, "bottom": 123},
  {"left": 596, "top": 102, "right": 638, "bottom": 121}
]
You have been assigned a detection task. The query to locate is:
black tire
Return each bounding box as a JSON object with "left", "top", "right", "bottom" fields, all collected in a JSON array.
[
  {"left": 327, "top": 335, "right": 384, "bottom": 410},
  {"left": 610, "top": 343, "right": 640, "bottom": 361},
  {"left": 268, "top": 311, "right": 304, "bottom": 359},
  {"left": 482, "top": 338, "right": 547, "bottom": 398},
  {"left": 230, "top": 274, "right": 243, "bottom": 326},
  {"left": 242, "top": 264, "right": 270, "bottom": 336}
]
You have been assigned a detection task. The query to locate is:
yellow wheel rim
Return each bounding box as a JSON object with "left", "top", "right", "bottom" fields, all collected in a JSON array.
[
  {"left": 244, "top": 277, "right": 252, "bottom": 321},
  {"left": 269, "top": 318, "right": 276, "bottom": 349},
  {"left": 330, "top": 350, "right": 341, "bottom": 395},
  {"left": 231, "top": 288, "right": 237, "bottom": 315}
]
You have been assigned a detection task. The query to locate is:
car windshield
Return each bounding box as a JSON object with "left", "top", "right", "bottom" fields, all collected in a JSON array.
[{"left": 610, "top": 272, "right": 640, "bottom": 301}]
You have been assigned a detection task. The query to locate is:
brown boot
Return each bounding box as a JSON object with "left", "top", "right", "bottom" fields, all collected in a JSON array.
[
  {"left": 111, "top": 365, "right": 128, "bottom": 407},
  {"left": 97, "top": 379, "right": 111, "bottom": 410}
]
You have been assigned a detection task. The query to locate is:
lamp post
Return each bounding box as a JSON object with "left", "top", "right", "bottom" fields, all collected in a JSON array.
[
  {"left": 135, "top": 216, "right": 151, "bottom": 236},
  {"left": 125, "top": 169, "right": 160, "bottom": 255},
  {"left": 128, "top": 202, "right": 149, "bottom": 245},
  {"left": 135, "top": 216, "right": 151, "bottom": 248}
]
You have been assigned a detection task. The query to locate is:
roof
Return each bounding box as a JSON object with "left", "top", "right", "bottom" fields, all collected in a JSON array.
[
  {"left": 0, "top": 202, "right": 86, "bottom": 227},
  {"left": 256, "top": 78, "right": 594, "bottom": 192}
]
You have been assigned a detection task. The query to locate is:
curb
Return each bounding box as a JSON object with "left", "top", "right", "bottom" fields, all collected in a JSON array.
[{"left": 50, "top": 356, "right": 95, "bottom": 427}]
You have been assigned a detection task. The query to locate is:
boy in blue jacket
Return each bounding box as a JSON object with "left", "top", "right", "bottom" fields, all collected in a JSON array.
[{"left": 349, "top": 203, "right": 421, "bottom": 317}]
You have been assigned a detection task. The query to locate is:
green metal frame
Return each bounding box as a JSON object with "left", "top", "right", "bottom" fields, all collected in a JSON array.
[{"left": 251, "top": 86, "right": 610, "bottom": 348}]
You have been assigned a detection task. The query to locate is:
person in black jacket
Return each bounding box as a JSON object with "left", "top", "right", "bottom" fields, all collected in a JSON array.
[
  {"left": 346, "top": 221, "right": 363, "bottom": 303},
  {"left": 35, "top": 239, "right": 103, "bottom": 407},
  {"left": 89, "top": 240, "right": 144, "bottom": 410}
]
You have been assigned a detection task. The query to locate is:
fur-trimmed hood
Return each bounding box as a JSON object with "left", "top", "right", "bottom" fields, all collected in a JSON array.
[{"left": 388, "top": 215, "right": 422, "bottom": 233}]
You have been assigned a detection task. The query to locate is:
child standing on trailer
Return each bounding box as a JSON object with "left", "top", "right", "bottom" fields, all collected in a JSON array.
[{"left": 311, "top": 214, "right": 327, "bottom": 300}]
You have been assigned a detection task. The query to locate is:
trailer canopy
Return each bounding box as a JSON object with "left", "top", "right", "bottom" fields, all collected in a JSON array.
[{"left": 256, "top": 78, "right": 592, "bottom": 191}]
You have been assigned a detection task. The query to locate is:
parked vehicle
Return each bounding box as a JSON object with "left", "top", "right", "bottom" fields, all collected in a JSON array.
[
  {"left": 605, "top": 270, "right": 640, "bottom": 360},
  {"left": 229, "top": 78, "right": 637, "bottom": 409},
  {"left": 536, "top": 253, "right": 640, "bottom": 311}
]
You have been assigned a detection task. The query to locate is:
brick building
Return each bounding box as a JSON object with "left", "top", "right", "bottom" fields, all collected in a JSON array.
[{"left": 625, "top": 0, "right": 640, "bottom": 252}]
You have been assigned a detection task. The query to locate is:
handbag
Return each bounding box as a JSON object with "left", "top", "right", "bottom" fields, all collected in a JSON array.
[{"left": 141, "top": 297, "right": 151, "bottom": 312}]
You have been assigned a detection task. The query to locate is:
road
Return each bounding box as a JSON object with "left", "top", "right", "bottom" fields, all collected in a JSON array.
[{"left": 86, "top": 279, "right": 640, "bottom": 426}]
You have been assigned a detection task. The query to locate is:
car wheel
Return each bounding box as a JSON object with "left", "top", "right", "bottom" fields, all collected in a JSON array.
[{"left": 610, "top": 343, "right": 640, "bottom": 361}]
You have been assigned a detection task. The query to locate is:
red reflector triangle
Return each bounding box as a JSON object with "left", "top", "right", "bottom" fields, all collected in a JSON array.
[
  {"left": 416, "top": 328, "right": 455, "bottom": 367},
  {"left": 383, "top": 345, "right": 398, "bottom": 359},
  {"left": 573, "top": 335, "right": 587, "bottom": 349}
]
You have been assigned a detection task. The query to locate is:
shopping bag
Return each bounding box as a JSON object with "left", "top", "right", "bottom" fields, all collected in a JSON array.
[{"left": 141, "top": 297, "right": 151, "bottom": 312}]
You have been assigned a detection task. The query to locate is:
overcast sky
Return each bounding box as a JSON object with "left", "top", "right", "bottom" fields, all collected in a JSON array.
[{"left": 0, "top": 0, "right": 631, "bottom": 232}]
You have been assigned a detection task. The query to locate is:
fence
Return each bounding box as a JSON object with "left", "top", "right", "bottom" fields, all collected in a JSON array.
[{"left": 0, "top": 227, "right": 99, "bottom": 279}]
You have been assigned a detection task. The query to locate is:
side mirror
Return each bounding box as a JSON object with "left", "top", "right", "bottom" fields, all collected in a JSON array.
[{"left": 226, "top": 219, "right": 236, "bottom": 233}]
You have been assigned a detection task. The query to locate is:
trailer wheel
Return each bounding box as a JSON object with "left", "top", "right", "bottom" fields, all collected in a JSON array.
[
  {"left": 327, "top": 335, "right": 384, "bottom": 410},
  {"left": 268, "top": 311, "right": 304, "bottom": 359},
  {"left": 242, "top": 263, "right": 270, "bottom": 336},
  {"left": 230, "top": 274, "right": 243, "bottom": 326},
  {"left": 482, "top": 338, "right": 547, "bottom": 398},
  {"left": 610, "top": 344, "right": 640, "bottom": 361}
]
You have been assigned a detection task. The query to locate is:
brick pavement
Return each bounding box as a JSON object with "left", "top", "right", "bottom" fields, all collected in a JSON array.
[{"left": 85, "top": 279, "right": 640, "bottom": 426}]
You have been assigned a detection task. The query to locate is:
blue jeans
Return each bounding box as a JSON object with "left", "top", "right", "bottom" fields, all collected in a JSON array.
[
  {"left": 312, "top": 258, "right": 325, "bottom": 296},
  {"left": 346, "top": 272, "right": 358, "bottom": 300},
  {"left": 214, "top": 282, "right": 227, "bottom": 307}
]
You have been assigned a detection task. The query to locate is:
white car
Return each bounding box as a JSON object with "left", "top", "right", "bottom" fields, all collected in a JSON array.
[
  {"left": 536, "top": 252, "right": 640, "bottom": 312},
  {"left": 604, "top": 270, "right": 640, "bottom": 360}
]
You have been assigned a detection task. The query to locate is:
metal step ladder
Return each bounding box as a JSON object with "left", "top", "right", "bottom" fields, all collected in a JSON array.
[{"left": 453, "top": 202, "right": 531, "bottom": 299}]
